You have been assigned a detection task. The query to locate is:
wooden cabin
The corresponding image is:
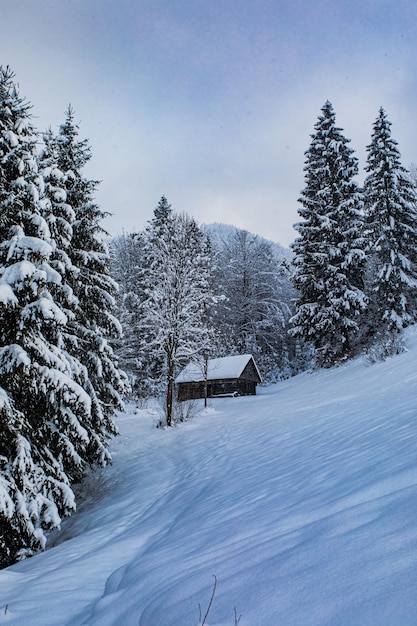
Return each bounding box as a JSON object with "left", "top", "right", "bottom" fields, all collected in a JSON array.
[{"left": 175, "top": 354, "right": 262, "bottom": 401}]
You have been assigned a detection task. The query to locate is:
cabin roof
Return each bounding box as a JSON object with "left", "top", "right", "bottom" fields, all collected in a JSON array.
[{"left": 175, "top": 354, "right": 261, "bottom": 384}]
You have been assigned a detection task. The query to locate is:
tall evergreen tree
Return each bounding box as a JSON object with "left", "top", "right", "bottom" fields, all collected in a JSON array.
[
  {"left": 363, "top": 108, "right": 417, "bottom": 336},
  {"left": 52, "top": 107, "right": 128, "bottom": 447},
  {"left": 290, "top": 101, "right": 366, "bottom": 367},
  {"left": 0, "top": 67, "right": 100, "bottom": 565}
]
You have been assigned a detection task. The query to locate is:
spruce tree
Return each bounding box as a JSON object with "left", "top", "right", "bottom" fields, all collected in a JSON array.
[
  {"left": 0, "top": 70, "right": 129, "bottom": 566},
  {"left": 0, "top": 67, "right": 97, "bottom": 565},
  {"left": 52, "top": 107, "right": 128, "bottom": 450},
  {"left": 290, "top": 102, "right": 366, "bottom": 367},
  {"left": 363, "top": 108, "right": 417, "bottom": 337}
]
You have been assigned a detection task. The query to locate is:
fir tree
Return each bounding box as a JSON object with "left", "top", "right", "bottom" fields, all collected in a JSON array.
[
  {"left": 0, "top": 67, "right": 95, "bottom": 565},
  {"left": 52, "top": 107, "right": 128, "bottom": 449},
  {"left": 363, "top": 108, "right": 417, "bottom": 337},
  {"left": 290, "top": 101, "right": 366, "bottom": 367}
]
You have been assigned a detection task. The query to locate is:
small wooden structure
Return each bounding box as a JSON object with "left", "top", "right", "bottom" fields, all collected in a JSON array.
[{"left": 175, "top": 354, "right": 262, "bottom": 401}]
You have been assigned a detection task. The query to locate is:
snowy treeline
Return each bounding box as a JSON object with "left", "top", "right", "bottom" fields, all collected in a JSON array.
[
  {"left": 111, "top": 199, "right": 288, "bottom": 422},
  {"left": 112, "top": 100, "right": 417, "bottom": 414},
  {"left": 0, "top": 67, "right": 127, "bottom": 567},
  {"left": 205, "top": 223, "right": 299, "bottom": 378},
  {"left": 111, "top": 204, "right": 301, "bottom": 417}
]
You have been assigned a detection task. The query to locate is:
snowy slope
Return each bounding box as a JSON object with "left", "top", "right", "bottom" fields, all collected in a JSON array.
[{"left": 2, "top": 329, "right": 417, "bottom": 625}]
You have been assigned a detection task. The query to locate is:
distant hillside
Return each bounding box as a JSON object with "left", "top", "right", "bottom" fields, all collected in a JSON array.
[{"left": 203, "top": 222, "right": 293, "bottom": 261}]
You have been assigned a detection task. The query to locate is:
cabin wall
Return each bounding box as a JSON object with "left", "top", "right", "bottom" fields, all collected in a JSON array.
[
  {"left": 236, "top": 379, "right": 257, "bottom": 396},
  {"left": 177, "top": 377, "right": 256, "bottom": 401},
  {"left": 241, "top": 361, "right": 261, "bottom": 383},
  {"left": 177, "top": 381, "right": 207, "bottom": 401}
]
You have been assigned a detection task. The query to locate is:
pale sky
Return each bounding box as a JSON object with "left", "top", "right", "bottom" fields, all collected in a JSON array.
[{"left": 2, "top": 0, "right": 417, "bottom": 247}]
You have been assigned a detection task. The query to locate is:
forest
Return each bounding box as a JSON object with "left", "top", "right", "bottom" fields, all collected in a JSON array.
[
  {"left": 111, "top": 101, "right": 417, "bottom": 422},
  {"left": 1, "top": 65, "right": 417, "bottom": 567}
]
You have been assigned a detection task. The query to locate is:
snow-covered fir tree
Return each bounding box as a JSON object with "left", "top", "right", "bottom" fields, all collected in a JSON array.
[
  {"left": 139, "top": 197, "right": 216, "bottom": 426},
  {"left": 51, "top": 107, "right": 128, "bottom": 444},
  {"left": 363, "top": 108, "right": 417, "bottom": 339},
  {"left": 0, "top": 67, "right": 111, "bottom": 566},
  {"left": 38, "top": 127, "right": 78, "bottom": 326},
  {"left": 290, "top": 101, "right": 367, "bottom": 367}
]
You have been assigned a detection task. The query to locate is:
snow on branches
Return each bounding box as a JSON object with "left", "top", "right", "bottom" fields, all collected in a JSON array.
[{"left": 0, "top": 66, "right": 126, "bottom": 567}]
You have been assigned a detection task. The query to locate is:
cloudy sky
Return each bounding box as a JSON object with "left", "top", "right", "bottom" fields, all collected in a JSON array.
[{"left": 2, "top": 0, "right": 417, "bottom": 247}]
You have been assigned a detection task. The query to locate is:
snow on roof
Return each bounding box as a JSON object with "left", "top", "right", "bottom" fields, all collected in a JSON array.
[{"left": 175, "top": 354, "right": 261, "bottom": 383}]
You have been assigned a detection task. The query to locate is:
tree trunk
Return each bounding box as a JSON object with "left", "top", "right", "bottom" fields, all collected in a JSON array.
[
  {"left": 166, "top": 362, "right": 174, "bottom": 427},
  {"left": 204, "top": 354, "right": 208, "bottom": 408}
]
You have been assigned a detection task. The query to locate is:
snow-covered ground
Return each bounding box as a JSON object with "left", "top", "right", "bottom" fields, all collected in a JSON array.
[{"left": 2, "top": 331, "right": 417, "bottom": 626}]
